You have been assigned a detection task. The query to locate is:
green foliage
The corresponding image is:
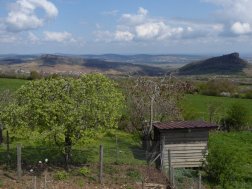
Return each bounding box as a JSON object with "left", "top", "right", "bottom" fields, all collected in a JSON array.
[
  {"left": 222, "top": 103, "right": 249, "bottom": 131},
  {"left": 182, "top": 94, "right": 252, "bottom": 125},
  {"left": 199, "top": 79, "right": 237, "bottom": 96},
  {"left": 0, "top": 74, "right": 125, "bottom": 163},
  {"left": 54, "top": 170, "right": 69, "bottom": 180},
  {"left": 29, "top": 71, "right": 42, "bottom": 80},
  {"left": 78, "top": 167, "right": 91, "bottom": 176},
  {"left": 205, "top": 132, "right": 249, "bottom": 188}
]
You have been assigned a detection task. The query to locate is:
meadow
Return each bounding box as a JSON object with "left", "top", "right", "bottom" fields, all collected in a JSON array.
[
  {"left": 1, "top": 77, "right": 252, "bottom": 188},
  {"left": 0, "top": 78, "right": 28, "bottom": 92},
  {"left": 182, "top": 94, "right": 252, "bottom": 124}
]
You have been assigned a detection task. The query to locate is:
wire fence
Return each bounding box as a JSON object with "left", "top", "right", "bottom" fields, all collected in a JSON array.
[{"left": 0, "top": 141, "right": 169, "bottom": 188}]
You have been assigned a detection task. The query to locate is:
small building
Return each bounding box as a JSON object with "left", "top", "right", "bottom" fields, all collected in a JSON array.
[{"left": 153, "top": 121, "right": 218, "bottom": 169}]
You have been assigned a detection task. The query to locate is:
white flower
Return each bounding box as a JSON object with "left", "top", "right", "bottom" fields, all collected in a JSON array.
[
  {"left": 30, "top": 169, "right": 33, "bottom": 172},
  {"left": 45, "top": 158, "right": 48, "bottom": 163},
  {"left": 39, "top": 161, "right": 42, "bottom": 164}
]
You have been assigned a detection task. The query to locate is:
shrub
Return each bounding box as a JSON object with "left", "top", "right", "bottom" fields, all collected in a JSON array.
[
  {"left": 204, "top": 134, "right": 245, "bottom": 188},
  {"left": 78, "top": 167, "right": 91, "bottom": 177},
  {"left": 200, "top": 79, "right": 237, "bottom": 96},
  {"left": 54, "top": 171, "right": 69, "bottom": 180},
  {"left": 221, "top": 103, "right": 248, "bottom": 131}
]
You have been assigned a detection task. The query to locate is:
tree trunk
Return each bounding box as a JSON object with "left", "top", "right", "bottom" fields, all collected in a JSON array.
[{"left": 64, "top": 130, "right": 72, "bottom": 171}]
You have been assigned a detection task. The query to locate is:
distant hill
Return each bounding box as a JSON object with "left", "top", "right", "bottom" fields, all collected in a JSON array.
[
  {"left": 178, "top": 52, "right": 249, "bottom": 75},
  {"left": 0, "top": 54, "right": 169, "bottom": 76}
]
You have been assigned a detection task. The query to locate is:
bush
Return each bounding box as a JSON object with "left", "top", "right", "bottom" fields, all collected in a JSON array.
[
  {"left": 199, "top": 79, "right": 237, "bottom": 96},
  {"left": 78, "top": 167, "right": 91, "bottom": 177},
  {"left": 204, "top": 134, "right": 245, "bottom": 188},
  {"left": 54, "top": 171, "right": 69, "bottom": 180},
  {"left": 221, "top": 103, "right": 248, "bottom": 131}
]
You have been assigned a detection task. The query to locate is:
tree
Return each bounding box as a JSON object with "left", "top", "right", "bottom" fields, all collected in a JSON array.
[
  {"left": 0, "top": 90, "right": 13, "bottom": 144},
  {"left": 1, "top": 74, "right": 124, "bottom": 168},
  {"left": 124, "top": 76, "right": 186, "bottom": 150},
  {"left": 221, "top": 103, "right": 248, "bottom": 131}
]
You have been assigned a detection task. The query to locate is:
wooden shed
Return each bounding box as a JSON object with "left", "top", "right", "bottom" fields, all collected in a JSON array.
[{"left": 153, "top": 121, "right": 218, "bottom": 169}]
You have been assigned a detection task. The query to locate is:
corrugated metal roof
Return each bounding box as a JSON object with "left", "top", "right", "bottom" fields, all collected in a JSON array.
[{"left": 153, "top": 121, "right": 218, "bottom": 130}]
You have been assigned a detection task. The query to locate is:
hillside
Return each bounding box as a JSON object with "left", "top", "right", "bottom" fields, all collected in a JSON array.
[
  {"left": 0, "top": 54, "right": 169, "bottom": 76},
  {"left": 178, "top": 52, "right": 250, "bottom": 75}
]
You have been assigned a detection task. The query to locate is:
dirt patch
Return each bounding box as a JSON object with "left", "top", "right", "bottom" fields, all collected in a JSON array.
[{"left": 0, "top": 164, "right": 169, "bottom": 189}]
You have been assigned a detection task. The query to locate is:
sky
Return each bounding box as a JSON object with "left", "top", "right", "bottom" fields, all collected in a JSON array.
[{"left": 0, "top": 0, "right": 252, "bottom": 55}]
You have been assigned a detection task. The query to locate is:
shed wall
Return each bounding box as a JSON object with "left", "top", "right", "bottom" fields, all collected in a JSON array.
[{"left": 160, "top": 128, "right": 208, "bottom": 168}]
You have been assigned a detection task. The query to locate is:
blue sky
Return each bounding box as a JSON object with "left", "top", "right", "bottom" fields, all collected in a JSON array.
[{"left": 0, "top": 0, "right": 252, "bottom": 55}]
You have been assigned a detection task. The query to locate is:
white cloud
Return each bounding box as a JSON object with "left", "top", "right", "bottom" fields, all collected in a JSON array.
[
  {"left": 5, "top": 0, "right": 58, "bottom": 32},
  {"left": 231, "top": 22, "right": 251, "bottom": 35},
  {"left": 95, "top": 7, "right": 223, "bottom": 42},
  {"left": 44, "top": 31, "right": 76, "bottom": 43},
  {"left": 204, "top": 0, "right": 252, "bottom": 35},
  {"left": 114, "top": 31, "right": 134, "bottom": 41},
  {"left": 121, "top": 7, "right": 148, "bottom": 25}
]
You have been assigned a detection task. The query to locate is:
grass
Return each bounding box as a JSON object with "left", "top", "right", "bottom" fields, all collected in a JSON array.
[
  {"left": 0, "top": 130, "right": 146, "bottom": 168},
  {"left": 0, "top": 78, "right": 28, "bottom": 92},
  {"left": 208, "top": 131, "right": 252, "bottom": 188},
  {"left": 182, "top": 94, "right": 252, "bottom": 124}
]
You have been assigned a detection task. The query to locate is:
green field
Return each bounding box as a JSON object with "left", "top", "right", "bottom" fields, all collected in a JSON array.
[
  {"left": 0, "top": 78, "right": 28, "bottom": 92},
  {"left": 182, "top": 94, "right": 252, "bottom": 124},
  {"left": 208, "top": 131, "right": 252, "bottom": 188}
]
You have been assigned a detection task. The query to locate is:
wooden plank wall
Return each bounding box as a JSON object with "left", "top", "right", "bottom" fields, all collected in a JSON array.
[
  {"left": 161, "top": 129, "right": 209, "bottom": 168},
  {"left": 163, "top": 142, "right": 207, "bottom": 168}
]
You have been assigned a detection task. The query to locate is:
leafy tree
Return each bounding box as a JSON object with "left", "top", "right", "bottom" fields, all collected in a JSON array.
[
  {"left": 0, "top": 90, "right": 13, "bottom": 144},
  {"left": 1, "top": 74, "right": 124, "bottom": 168},
  {"left": 29, "top": 70, "right": 42, "bottom": 80},
  {"left": 221, "top": 103, "right": 248, "bottom": 131}
]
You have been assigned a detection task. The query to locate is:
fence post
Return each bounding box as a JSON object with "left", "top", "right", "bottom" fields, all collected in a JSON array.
[
  {"left": 99, "top": 145, "right": 103, "bottom": 184},
  {"left": 160, "top": 136, "right": 165, "bottom": 170},
  {"left": 6, "top": 130, "right": 10, "bottom": 168},
  {"left": 198, "top": 172, "right": 202, "bottom": 189},
  {"left": 33, "top": 176, "right": 37, "bottom": 189},
  {"left": 17, "top": 144, "right": 22, "bottom": 180},
  {"left": 116, "top": 135, "right": 119, "bottom": 163},
  {"left": 168, "top": 149, "right": 173, "bottom": 186}
]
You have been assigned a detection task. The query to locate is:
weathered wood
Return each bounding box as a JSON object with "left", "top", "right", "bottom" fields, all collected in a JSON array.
[
  {"left": 99, "top": 145, "right": 103, "bottom": 184},
  {"left": 198, "top": 173, "right": 202, "bottom": 189},
  {"left": 17, "top": 144, "right": 22, "bottom": 179},
  {"left": 165, "top": 146, "right": 207, "bottom": 151},
  {"left": 165, "top": 142, "right": 207, "bottom": 147},
  {"left": 168, "top": 150, "right": 172, "bottom": 186}
]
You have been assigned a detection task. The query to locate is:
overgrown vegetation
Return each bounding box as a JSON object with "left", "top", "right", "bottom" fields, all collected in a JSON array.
[{"left": 205, "top": 132, "right": 252, "bottom": 188}]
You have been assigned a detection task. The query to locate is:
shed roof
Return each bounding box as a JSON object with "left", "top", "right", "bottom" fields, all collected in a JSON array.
[{"left": 153, "top": 120, "right": 218, "bottom": 130}]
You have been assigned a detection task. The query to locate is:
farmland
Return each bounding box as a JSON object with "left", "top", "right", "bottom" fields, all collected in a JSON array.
[
  {"left": 182, "top": 94, "right": 252, "bottom": 124},
  {"left": 0, "top": 78, "right": 28, "bottom": 92},
  {"left": 1, "top": 77, "right": 252, "bottom": 188}
]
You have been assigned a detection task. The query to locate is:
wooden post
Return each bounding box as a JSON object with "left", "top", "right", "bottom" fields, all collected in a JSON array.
[
  {"left": 99, "top": 145, "right": 103, "bottom": 184},
  {"left": 33, "top": 176, "right": 37, "bottom": 189},
  {"left": 168, "top": 149, "right": 172, "bottom": 186},
  {"left": 6, "top": 130, "right": 10, "bottom": 168},
  {"left": 17, "top": 144, "right": 22, "bottom": 180},
  {"left": 116, "top": 136, "right": 119, "bottom": 163},
  {"left": 172, "top": 166, "right": 175, "bottom": 189},
  {"left": 160, "top": 136, "right": 165, "bottom": 170},
  {"left": 198, "top": 172, "right": 202, "bottom": 189}
]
